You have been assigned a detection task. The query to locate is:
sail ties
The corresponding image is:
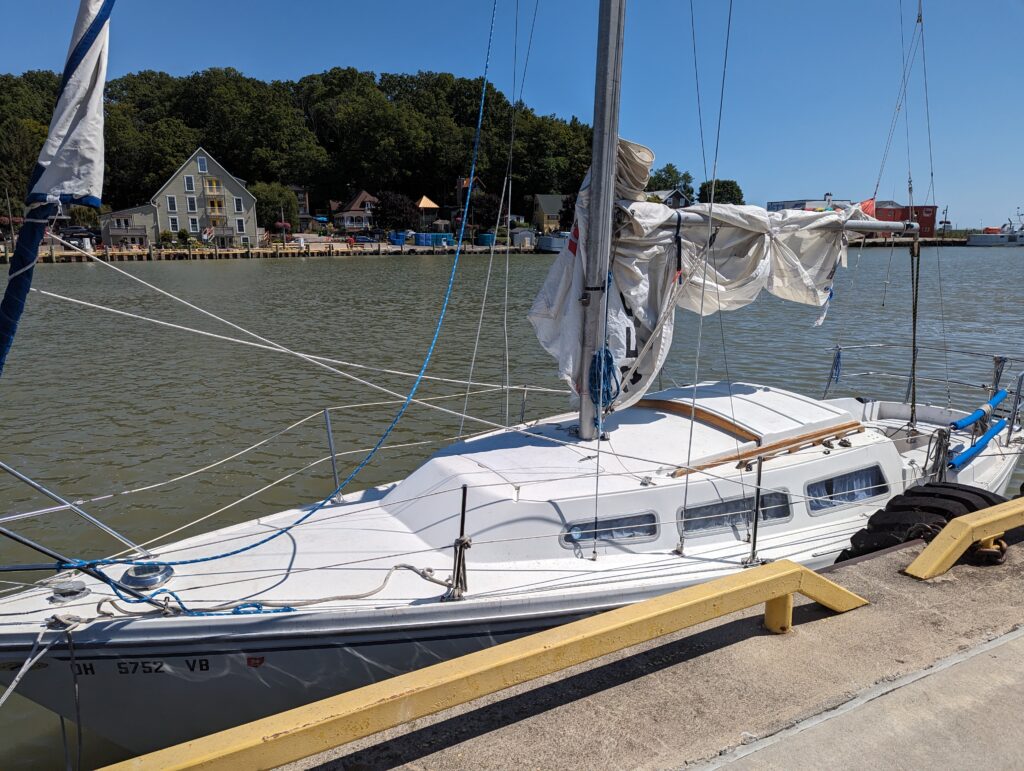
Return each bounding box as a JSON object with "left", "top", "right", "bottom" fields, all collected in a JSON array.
[{"left": 588, "top": 347, "right": 620, "bottom": 420}]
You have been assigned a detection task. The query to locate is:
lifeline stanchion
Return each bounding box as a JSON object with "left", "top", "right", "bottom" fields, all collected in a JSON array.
[
  {"left": 323, "top": 409, "right": 341, "bottom": 502},
  {"left": 0, "top": 460, "right": 151, "bottom": 557},
  {"left": 743, "top": 456, "right": 765, "bottom": 566},
  {"left": 0, "top": 524, "right": 167, "bottom": 610},
  {"left": 444, "top": 485, "right": 471, "bottom": 601}
]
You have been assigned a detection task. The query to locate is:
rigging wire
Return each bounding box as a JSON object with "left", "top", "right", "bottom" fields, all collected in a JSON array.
[
  {"left": 899, "top": 0, "right": 914, "bottom": 209},
  {"left": 461, "top": 0, "right": 541, "bottom": 434},
  {"left": 916, "top": 0, "right": 952, "bottom": 405},
  {"left": 4, "top": 394, "right": 497, "bottom": 526},
  {"left": 872, "top": 20, "right": 922, "bottom": 201},
  {"left": 50, "top": 0, "right": 502, "bottom": 615},
  {"left": 682, "top": 0, "right": 735, "bottom": 534},
  {"left": 30, "top": 286, "right": 565, "bottom": 395},
  {"left": 503, "top": 0, "right": 544, "bottom": 423},
  {"left": 689, "top": 0, "right": 709, "bottom": 183}
]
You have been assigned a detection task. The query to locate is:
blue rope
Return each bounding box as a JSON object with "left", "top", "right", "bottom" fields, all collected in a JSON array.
[
  {"left": 588, "top": 347, "right": 620, "bottom": 418},
  {"left": 589, "top": 272, "right": 619, "bottom": 430},
  {"left": 59, "top": 0, "right": 501, "bottom": 615},
  {"left": 829, "top": 345, "right": 843, "bottom": 384}
]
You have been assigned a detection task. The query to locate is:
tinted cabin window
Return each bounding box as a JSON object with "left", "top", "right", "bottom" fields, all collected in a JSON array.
[
  {"left": 561, "top": 512, "right": 657, "bottom": 547},
  {"left": 683, "top": 492, "right": 790, "bottom": 533},
  {"left": 807, "top": 466, "right": 888, "bottom": 512}
]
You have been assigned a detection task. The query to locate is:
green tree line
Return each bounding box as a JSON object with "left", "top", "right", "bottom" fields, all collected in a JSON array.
[{"left": 0, "top": 67, "right": 594, "bottom": 218}]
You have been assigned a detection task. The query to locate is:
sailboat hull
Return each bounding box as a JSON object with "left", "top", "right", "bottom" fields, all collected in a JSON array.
[
  {"left": 0, "top": 389, "right": 1019, "bottom": 754},
  {"left": 0, "top": 555, "right": 850, "bottom": 755}
]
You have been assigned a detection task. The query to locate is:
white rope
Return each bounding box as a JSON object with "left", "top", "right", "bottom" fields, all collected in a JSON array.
[
  {"left": 113, "top": 430, "right": 491, "bottom": 556},
  {"left": 42, "top": 235, "right": 570, "bottom": 448},
  {"left": 31, "top": 287, "right": 564, "bottom": 395},
  {"left": 99, "top": 563, "right": 453, "bottom": 617},
  {"left": 4, "top": 389, "right": 500, "bottom": 524},
  {"left": 30, "top": 283, "right": 581, "bottom": 453},
  {"left": 0, "top": 628, "right": 59, "bottom": 712}
]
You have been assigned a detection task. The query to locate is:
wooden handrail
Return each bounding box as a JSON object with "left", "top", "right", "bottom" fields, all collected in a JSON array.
[
  {"left": 636, "top": 398, "right": 762, "bottom": 443},
  {"left": 670, "top": 420, "right": 864, "bottom": 478}
]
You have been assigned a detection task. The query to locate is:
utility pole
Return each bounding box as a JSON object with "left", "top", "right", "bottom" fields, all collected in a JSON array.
[{"left": 577, "top": 0, "right": 626, "bottom": 441}]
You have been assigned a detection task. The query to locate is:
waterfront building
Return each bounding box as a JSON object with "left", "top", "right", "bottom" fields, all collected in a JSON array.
[
  {"left": 646, "top": 188, "right": 690, "bottom": 208},
  {"left": 100, "top": 148, "right": 258, "bottom": 248},
  {"left": 875, "top": 200, "right": 937, "bottom": 237},
  {"left": 330, "top": 190, "right": 378, "bottom": 232},
  {"left": 767, "top": 194, "right": 853, "bottom": 212},
  {"left": 532, "top": 194, "right": 565, "bottom": 233},
  {"left": 290, "top": 185, "right": 314, "bottom": 232}
]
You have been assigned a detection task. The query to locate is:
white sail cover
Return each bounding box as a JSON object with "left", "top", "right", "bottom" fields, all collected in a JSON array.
[
  {"left": 529, "top": 139, "right": 870, "bottom": 410},
  {"left": 27, "top": 0, "right": 112, "bottom": 207}
]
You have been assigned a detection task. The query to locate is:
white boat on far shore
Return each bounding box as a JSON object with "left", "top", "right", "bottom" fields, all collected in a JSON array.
[
  {"left": 967, "top": 213, "right": 1024, "bottom": 246},
  {"left": 537, "top": 230, "right": 571, "bottom": 253}
]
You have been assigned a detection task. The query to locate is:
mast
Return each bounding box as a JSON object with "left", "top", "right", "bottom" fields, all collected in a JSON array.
[{"left": 578, "top": 0, "right": 627, "bottom": 440}]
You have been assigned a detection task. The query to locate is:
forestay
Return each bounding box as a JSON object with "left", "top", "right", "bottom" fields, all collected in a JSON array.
[{"left": 529, "top": 139, "right": 872, "bottom": 411}]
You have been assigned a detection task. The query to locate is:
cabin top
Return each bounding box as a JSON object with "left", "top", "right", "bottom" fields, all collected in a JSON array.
[{"left": 393, "top": 383, "right": 862, "bottom": 502}]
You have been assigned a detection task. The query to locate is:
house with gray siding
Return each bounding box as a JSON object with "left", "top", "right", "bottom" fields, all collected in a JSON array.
[
  {"left": 101, "top": 203, "right": 158, "bottom": 248},
  {"left": 101, "top": 148, "right": 258, "bottom": 248}
]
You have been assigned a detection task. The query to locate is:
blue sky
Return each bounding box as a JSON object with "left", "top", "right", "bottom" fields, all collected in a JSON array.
[{"left": 3, "top": 1, "right": 1021, "bottom": 227}]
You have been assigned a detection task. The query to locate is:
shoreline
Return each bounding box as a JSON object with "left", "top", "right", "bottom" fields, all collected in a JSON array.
[
  {"left": 0, "top": 236, "right": 980, "bottom": 265},
  {"left": 0, "top": 242, "right": 547, "bottom": 264}
]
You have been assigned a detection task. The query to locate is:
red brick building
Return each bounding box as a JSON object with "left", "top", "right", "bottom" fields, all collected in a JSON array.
[{"left": 874, "top": 200, "right": 937, "bottom": 237}]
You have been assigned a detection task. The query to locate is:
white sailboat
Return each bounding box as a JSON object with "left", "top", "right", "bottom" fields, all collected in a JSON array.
[{"left": 0, "top": 0, "right": 1021, "bottom": 757}]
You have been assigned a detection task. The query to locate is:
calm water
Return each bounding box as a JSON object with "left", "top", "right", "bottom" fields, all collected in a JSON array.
[{"left": 1, "top": 246, "right": 1022, "bottom": 766}]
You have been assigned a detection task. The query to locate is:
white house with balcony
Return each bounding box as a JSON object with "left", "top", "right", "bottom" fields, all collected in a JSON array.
[
  {"left": 100, "top": 148, "right": 258, "bottom": 248},
  {"left": 330, "top": 190, "right": 378, "bottom": 233}
]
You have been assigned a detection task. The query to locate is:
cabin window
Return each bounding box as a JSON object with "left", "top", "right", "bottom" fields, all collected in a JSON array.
[
  {"left": 197, "top": 156, "right": 208, "bottom": 174},
  {"left": 807, "top": 465, "right": 888, "bottom": 513},
  {"left": 560, "top": 512, "right": 657, "bottom": 547},
  {"left": 184, "top": 175, "right": 195, "bottom": 192},
  {"left": 234, "top": 197, "right": 244, "bottom": 214},
  {"left": 235, "top": 218, "right": 245, "bottom": 234},
  {"left": 188, "top": 217, "right": 199, "bottom": 233},
  {"left": 168, "top": 216, "right": 179, "bottom": 232},
  {"left": 166, "top": 195, "right": 177, "bottom": 213},
  {"left": 187, "top": 196, "right": 197, "bottom": 212},
  {"left": 681, "top": 492, "right": 791, "bottom": 534}
]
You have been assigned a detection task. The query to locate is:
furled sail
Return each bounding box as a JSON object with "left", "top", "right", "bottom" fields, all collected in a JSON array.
[
  {"left": 0, "top": 0, "right": 113, "bottom": 376},
  {"left": 528, "top": 139, "right": 870, "bottom": 411}
]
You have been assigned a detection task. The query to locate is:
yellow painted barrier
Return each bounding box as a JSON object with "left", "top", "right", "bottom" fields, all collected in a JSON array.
[
  {"left": 105, "top": 560, "right": 866, "bottom": 771},
  {"left": 905, "top": 497, "right": 1024, "bottom": 580}
]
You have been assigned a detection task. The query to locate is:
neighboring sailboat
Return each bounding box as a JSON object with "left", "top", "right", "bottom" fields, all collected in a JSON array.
[{"left": 0, "top": 0, "right": 1021, "bottom": 756}]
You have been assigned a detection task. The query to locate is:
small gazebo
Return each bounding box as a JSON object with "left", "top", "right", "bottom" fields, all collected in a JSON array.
[{"left": 415, "top": 195, "right": 439, "bottom": 230}]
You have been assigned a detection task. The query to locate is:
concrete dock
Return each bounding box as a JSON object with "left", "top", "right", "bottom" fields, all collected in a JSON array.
[{"left": 283, "top": 541, "right": 1024, "bottom": 770}]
